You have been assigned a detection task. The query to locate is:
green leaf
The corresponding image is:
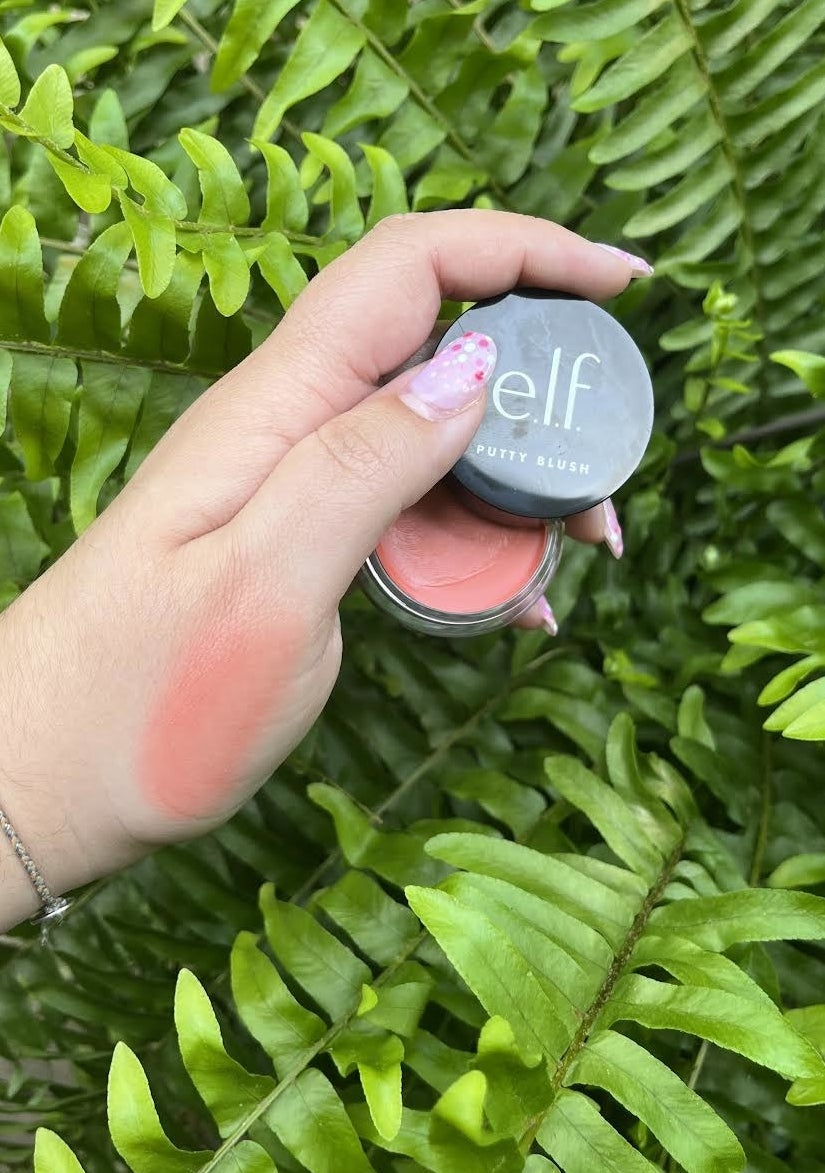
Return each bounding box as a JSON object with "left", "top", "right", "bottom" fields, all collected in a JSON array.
[
  {"left": 407, "top": 885, "right": 573, "bottom": 1062},
  {"left": 573, "top": 14, "right": 692, "bottom": 113},
  {"left": 152, "top": 0, "right": 189, "bottom": 32},
  {"left": 302, "top": 132, "right": 365, "bottom": 241},
  {"left": 260, "top": 882, "right": 371, "bottom": 1019},
  {"left": 127, "top": 250, "right": 203, "bottom": 365},
  {"left": 767, "top": 854, "right": 825, "bottom": 889},
  {"left": 252, "top": 140, "right": 308, "bottom": 233},
  {"left": 650, "top": 889, "right": 825, "bottom": 948},
  {"left": 767, "top": 498, "right": 825, "bottom": 567},
  {"left": 120, "top": 195, "right": 176, "bottom": 299},
  {"left": 212, "top": 0, "right": 303, "bottom": 92},
  {"left": 56, "top": 221, "right": 133, "bottom": 351},
  {"left": 362, "top": 143, "right": 409, "bottom": 229},
  {"left": 102, "top": 146, "right": 188, "bottom": 218},
  {"left": 174, "top": 969, "right": 276, "bottom": 1138},
  {"left": 568, "top": 1030, "right": 745, "bottom": 1173},
  {"left": 589, "top": 56, "right": 706, "bottom": 165},
  {"left": 360, "top": 1054, "right": 403, "bottom": 1141},
  {"left": 88, "top": 88, "right": 129, "bottom": 150},
  {"left": 66, "top": 44, "right": 119, "bottom": 85},
  {"left": 16, "top": 63, "right": 74, "bottom": 148},
  {"left": 0, "top": 490, "right": 48, "bottom": 583},
  {"left": 70, "top": 362, "right": 149, "bottom": 532},
  {"left": 10, "top": 353, "right": 76, "bottom": 479},
  {"left": 230, "top": 930, "right": 326, "bottom": 1079},
  {"left": 253, "top": 1, "right": 366, "bottom": 141},
  {"left": 425, "top": 833, "right": 637, "bottom": 947},
  {"left": 730, "top": 58, "right": 825, "bottom": 147},
  {"left": 179, "top": 127, "right": 250, "bottom": 226},
  {"left": 623, "top": 151, "right": 731, "bottom": 238},
  {"left": 308, "top": 782, "right": 448, "bottom": 888},
  {"left": 323, "top": 49, "right": 409, "bottom": 139},
  {"left": 440, "top": 768, "right": 545, "bottom": 840},
  {"left": 601, "top": 974, "right": 824, "bottom": 1079},
  {"left": 203, "top": 231, "right": 250, "bottom": 315},
  {"left": 257, "top": 231, "right": 308, "bottom": 309},
  {"left": 537, "top": 1089, "right": 658, "bottom": 1172},
  {"left": 265, "top": 1068, "right": 377, "bottom": 1173},
  {"left": 630, "top": 935, "right": 776, "bottom": 1008},
  {"left": 0, "top": 348, "right": 10, "bottom": 431},
  {"left": 0, "top": 35, "right": 20, "bottom": 107},
  {"left": 0, "top": 204, "right": 48, "bottom": 342},
  {"left": 48, "top": 155, "right": 112, "bottom": 214},
  {"left": 34, "top": 1129, "right": 86, "bottom": 1173},
  {"left": 771, "top": 349, "right": 825, "bottom": 396},
  {"left": 532, "top": 0, "right": 669, "bottom": 42},
  {"left": 764, "top": 677, "right": 825, "bottom": 739},
  {"left": 107, "top": 1042, "right": 211, "bottom": 1172},
  {"left": 312, "top": 868, "right": 420, "bottom": 967},
  {"left": 544, "top": 754, "right": 665, "bottom": 878},
  {"left": 759, "top": 654, "right": 825, "bottom": 706}
]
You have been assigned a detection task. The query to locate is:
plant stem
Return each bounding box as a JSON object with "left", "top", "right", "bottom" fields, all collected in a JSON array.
[
  {"left": 327, "top": 0, "right": 512, "bottom": 208},
  {"left": 672, "top": 0, "right": 771, "bottom": 389},
  {"left": 177, "top": 8, "right": 302, "bottom": 143},
  {"left": 749, "top": 733, "right": 773, "bottom": 888},
  {"left": 672, "top": 405, "right": 825, "bottom": 466},
  {"left": 519, "top": 838, "right": 686, "bottom": 1153},
  {"left": 195, "top": 930, "right": 427, "bottom": 1173}
]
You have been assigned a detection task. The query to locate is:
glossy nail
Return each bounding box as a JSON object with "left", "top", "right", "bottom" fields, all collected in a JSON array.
[
  {"left": 400, "top": 332, "right": 496, "bottom": 421},
  {"left": 537, "top": 597, "right": 558, "bottom": 637},
  {"left": 603, "top": 499, "right": 624, "bottom": 559},
  {"left": 595, "top": 243, "right": 654, "bottom": 278}
]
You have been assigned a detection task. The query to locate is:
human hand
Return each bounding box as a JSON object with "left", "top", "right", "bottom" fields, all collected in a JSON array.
[{"left": 0, "top": 211, "right": 647, "bottom": 926}]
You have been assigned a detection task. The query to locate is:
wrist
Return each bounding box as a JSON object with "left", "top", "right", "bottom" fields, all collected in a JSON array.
[{"left": 0, "top": 584, "right": 145, "bottom": 932}]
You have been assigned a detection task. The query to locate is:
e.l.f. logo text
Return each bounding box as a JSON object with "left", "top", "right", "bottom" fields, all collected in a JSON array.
[{"left": 492, "top": 349, "right": 601, "bottom": 431}]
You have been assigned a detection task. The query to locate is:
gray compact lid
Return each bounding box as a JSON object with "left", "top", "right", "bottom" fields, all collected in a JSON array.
[{"left": 441, "top": 288, "right": 654, "bottom": 520}]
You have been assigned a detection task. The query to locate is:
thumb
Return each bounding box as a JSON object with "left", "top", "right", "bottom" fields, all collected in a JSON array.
[{"left": 235, "top": 332, "right": 496, "bottom": 607}]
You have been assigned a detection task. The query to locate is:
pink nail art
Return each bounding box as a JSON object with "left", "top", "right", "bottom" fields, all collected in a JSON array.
[
  {"left": 595, "top": 243, "right": 654, "bottom": 278},
  {"left": 401, "top": 331, "right": 497, "bottom": 421},
  {"left": 603, "top": 499, "right": 624, "bottom": 559},
  {"left": 537, "top": 597, "right": 558, "bottom": 637}
]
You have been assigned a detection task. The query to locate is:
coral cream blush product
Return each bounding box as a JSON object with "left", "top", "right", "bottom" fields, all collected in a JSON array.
[{"left": 361, "top": 288, "right": 654, "bottom": 636}]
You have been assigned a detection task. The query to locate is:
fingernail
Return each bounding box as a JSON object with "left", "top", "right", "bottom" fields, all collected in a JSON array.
[
  {"left": 400, "top": 331, "right": 496, "bottom": 421},
  {"left": 537, "top": 597, "right": 558, "bottom": 637},
  {"left": 595, "top": 243, "right": 654, "bottom": 278},
  {"left": 603, "top": 499, "right": 624, "bottom": 559}
]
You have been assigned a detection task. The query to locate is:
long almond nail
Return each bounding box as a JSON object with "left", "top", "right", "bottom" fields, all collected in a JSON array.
[
  {"left": 595, "top": 243, "right": 654, "bottom": 278},
  {"left": 537, "top": 597, "right": 558, "bottom": 637},
  {"left": 400, "top": 332, "right": 496, "bottom": 421},
  {"left": 603, "top": 499, "right": 624, "bottom": 559}
]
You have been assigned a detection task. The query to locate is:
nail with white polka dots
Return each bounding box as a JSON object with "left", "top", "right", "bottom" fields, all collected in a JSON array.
[{"left": 401, "top": 331, "right": 497, "bottom": 421}]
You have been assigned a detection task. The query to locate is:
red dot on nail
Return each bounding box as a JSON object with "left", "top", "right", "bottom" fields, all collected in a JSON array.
[
  {"left": 479, "top": 338, "right": 489, "bottom": 347},
  {"left": 451, "top": 342, "right": 461, "bottom": 351},
  {"left": 474, "top": 371, "right": 483, "bottom": 380}
]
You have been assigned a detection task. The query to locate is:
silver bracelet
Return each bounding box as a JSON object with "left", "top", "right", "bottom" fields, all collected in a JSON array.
[{"left": 0, "top": 804, "right": 72, "bottom": 936}]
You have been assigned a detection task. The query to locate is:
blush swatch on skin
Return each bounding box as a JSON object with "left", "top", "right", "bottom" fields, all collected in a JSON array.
[
  {"left": 138, "top": 614, "right": 300, "bottom": 821},
  {"left": 376, "top": 482, "right": 547, "bottom": 613}
]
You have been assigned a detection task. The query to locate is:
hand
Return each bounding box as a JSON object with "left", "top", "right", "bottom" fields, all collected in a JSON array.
[{"left": 0, "top": 210, "right": 642, "bottom": 928}]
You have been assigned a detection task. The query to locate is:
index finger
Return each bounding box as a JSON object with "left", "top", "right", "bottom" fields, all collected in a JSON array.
[
  {"left": 275, "top": 210, "right": 637, "bottom": 383},
  {"left": 133, "top": 212, "right": 641, "bottom": 540}
]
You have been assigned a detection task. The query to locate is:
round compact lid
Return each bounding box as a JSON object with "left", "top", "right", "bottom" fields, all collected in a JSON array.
[{"left": 440, "top": 288, "right": 654, "bottom": 520}]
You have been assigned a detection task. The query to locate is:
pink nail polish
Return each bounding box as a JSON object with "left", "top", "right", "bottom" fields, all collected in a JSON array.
[
  {"left": 400, "top": 331, "right": 496, "bottom": 421},
  {"left": 595, "top": 243, "right": 654, "bottom": 278},
  {"left": 537, "top": 597, "right": 558, "bottom": 637},
  {"left": 603, "top": 500, "right": 624, "bottom": 559}
]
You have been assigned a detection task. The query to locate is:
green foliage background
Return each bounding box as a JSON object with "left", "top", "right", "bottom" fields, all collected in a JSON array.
[{"left": 3, "top": 0, "right": 825, "bottom": 1169}]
